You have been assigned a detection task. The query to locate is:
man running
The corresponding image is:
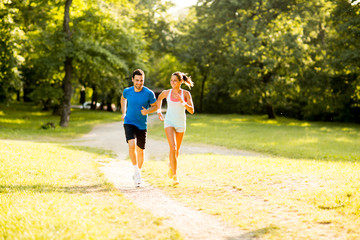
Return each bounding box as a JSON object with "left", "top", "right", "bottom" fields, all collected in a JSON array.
[{"left": 121, "top": 69, "right": 157, "bottom": 187}]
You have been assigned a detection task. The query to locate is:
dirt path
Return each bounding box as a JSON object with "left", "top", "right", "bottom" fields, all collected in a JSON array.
[
  {"left": 70, "top": 117, "right": 350, "bottom": 240},
  {"left": 71, "top": 119, "right": 255, "bottom": 240}
]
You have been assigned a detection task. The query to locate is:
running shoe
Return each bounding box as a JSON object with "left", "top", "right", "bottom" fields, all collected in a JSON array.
[
  {"left": 172, "top": 175, "right": 179, "bottom": 185},
  {"left": 168, "top": 167, "right": 173, "bottom": 179},
  {"left": 133, "top": 171, "right": 142, "bottom": 187}
]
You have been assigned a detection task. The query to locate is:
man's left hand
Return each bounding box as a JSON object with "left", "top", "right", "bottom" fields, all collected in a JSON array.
[{"left": 141, "top": 106, "right": 148, "bottom": 116}]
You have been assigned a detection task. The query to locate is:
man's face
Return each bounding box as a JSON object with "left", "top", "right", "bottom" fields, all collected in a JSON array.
[{"left": 132, "top": 74, "right": 144, "bottom": 91}]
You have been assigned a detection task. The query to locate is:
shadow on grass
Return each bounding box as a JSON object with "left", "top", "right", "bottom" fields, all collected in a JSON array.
[
  {"left": 226, "top": 224, "right": 280, "bottom": 239},
  {"left": 0, "top": 184, "right": 111, "bottom": 194},
  {"left": 63, "top": 145, "right": 117, "bottom": 158}
]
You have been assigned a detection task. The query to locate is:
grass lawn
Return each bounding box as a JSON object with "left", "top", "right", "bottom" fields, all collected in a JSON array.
[
  {"left": 143, "top": 154, "right": 360, "bottom": 239},
  {"left": 148, "top": 113, "right": 360, "bottom": 162},
  {"left": 0, "top": 102, "right": 122, "bottom": 140},
  {"left": 0, "top": 103, "right": 183, "bottom": 239},
  {"left": 144, "top": 113, "right": 360, "bottom": 239},
  {"left": 2, "top": 102, "right": 360, "bottom": 239}
]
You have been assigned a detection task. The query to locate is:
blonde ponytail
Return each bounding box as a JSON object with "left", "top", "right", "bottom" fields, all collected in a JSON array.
[{"left": 172, "top": 72, "right": 194, "bottom": 89}]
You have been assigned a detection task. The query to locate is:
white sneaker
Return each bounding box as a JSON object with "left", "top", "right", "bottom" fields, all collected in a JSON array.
[
  {"left": 133, "top": 171, "right": 142, "bottom": 187},
  {"left": 172, "top": 175, "right": 179, "bottom": 185}
]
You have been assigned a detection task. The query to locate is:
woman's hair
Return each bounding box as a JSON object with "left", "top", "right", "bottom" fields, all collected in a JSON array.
[{"left": 172, "top": 72, "right": 194, "bottom": 89}]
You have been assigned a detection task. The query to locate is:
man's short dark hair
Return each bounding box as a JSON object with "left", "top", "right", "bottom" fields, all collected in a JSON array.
[{"left": 132, "top": 69, "right": 145, "bottom": 79}]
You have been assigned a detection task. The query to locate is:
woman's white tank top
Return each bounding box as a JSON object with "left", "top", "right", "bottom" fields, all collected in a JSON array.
[{"left": 164, "top": 89, "right": 186, "bottom": 128}]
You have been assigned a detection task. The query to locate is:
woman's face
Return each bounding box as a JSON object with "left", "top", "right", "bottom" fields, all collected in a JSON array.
[{"left": 170, "top": 75, "right": 182, "bottom": 88}]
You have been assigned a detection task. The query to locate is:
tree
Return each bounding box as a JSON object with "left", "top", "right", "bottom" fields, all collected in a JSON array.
[
  {"left": 173, "top": 6, "right": 221, "bottom": 113},
  {"left": 0, "top": 1, "right": 24, "bottom": 103},
  {"left": 13, "top": 0, "right": 147, "bottom": 121},
  {"left": 175, "top": 0, "right": 336, "bottom": 119},
  {"left": 71, "top": 0, "right": 146, "bottom": 111},
  {"left": 325, "top": 0, "right": 360, "bottom": 122},
  {"left": 59, "top": 0, "right": 73, "bottom": 127}
]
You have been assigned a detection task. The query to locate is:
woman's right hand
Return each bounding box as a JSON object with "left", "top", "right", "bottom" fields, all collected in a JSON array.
[{"left": 158, "top": 112, "right": 164, "bottom": 121}]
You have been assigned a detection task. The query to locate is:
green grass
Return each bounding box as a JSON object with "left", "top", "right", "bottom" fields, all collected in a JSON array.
[
  {"left": 2, "top": 103, "right": 360, "bottom": 239},
  {"left": 0, "top": 102, "right": 121, "bottom": 140},
  {"left": 0, "top": 139, "right": 183, "bottom": 239},
  {"left": 143, "top": 154, "right": 360, "bottom": 239},
  {"left": 148, "top": 114, "right": 360, "bottom": 162},
  {"left": 145, "top": 113, "right": 360, "bottom": 239},
  {"left": 0, "top": 103, "right": 183, "bottom": 239}
]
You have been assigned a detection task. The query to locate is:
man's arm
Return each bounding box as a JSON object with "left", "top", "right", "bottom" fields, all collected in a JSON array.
[
  {"left": 147, "top": 102, "right": 157, "bottom": 114},
  {"left": 120, "top": 95, "right": 127, "bottom": 120},
  {"left": 141, "top": 102, "right": 157, "bottom": 115}
]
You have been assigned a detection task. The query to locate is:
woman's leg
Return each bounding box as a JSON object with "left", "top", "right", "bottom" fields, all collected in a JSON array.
[
  {"left": 175, "top": 131, "right": 185, "bottom": 159},
  {"left": 165, "top": 127, "right": 177, "bottom": 176}
]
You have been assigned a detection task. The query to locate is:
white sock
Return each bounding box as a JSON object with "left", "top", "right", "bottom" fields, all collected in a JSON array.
[{"left": 133, "top": 165, "right": 140, "bottom": 174}]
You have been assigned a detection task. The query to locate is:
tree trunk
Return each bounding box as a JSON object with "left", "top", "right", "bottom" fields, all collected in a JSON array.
[
  {"left": 91, "top": 85, "right": 98, "bottom": 110},
  {"left": 116, "top": 95, "right": 121, "bottom": 111},
  {"left": 52, "top": 104, "right": 61, "bottom": 116},
  {"left": 59, "top": 0, "right": 73, "bottom": 127},
  {"left": 60, "top": 57, "right": 73, "bottom": 126},
  {"left": 23, "top": 83, "right": 32, "bottom": 102},
  {"left": 199, "top": 70, "right": 208, "bottom": 113},
  {"left": 80, "top": 86, "right": 86, "bottom": 105},
  {"left": 16, "top": 90, "right": 20, "bottom": 101},
  {"left": 107, "top": 89, "right": 115, "bottom": 112},
  {"left": 266, "top": 103, "right": 276, "bottom": 119},
  {"left": 261, "top": 71, "right": 276, "bottom": 119}
]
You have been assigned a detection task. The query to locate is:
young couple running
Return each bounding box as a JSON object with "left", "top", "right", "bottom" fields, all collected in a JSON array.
[{"left": 121, "top": 69, "right": 194, "bottom": 187}]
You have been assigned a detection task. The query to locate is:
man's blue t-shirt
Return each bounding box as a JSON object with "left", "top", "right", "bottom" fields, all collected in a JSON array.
[{"left": 123, "top": 86, "right": 156, "bottom": 130}]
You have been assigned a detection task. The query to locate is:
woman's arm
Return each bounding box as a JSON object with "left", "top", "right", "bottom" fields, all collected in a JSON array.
[
  {"left": 182, "top": 91, "right": 194, "bottom": 114},
  {"left": 156, "top": 90, "right": 169, "bottom": 121}
]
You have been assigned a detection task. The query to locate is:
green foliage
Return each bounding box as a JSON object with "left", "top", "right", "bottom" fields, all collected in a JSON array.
[
  {"left": 28, "top": 83, "right": 63, "bottom": 111},
  {"left": 324, "top": 0, "right": 360, "bottom": 122},
  {"left": 168, "top": 0, "right": 360, "bottom": 122},
  {"left": 0, "top": 1, "right": 24, "bottom": 103},
  {"left": 1, "top": 0, "right": 360, "bottom": 122},
  {"left": 148, "top": 54, "right": 182, "bottom": 88},
  {"left": 133, "top": 0, "right": 175, "bottom": 54},
  {"left": 2, "top": 0, "right": 151, "bottom": 113}
]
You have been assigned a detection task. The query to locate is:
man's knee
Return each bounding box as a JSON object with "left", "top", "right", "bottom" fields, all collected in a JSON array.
[
  {"left": 136, "top": 146, "right": 144, "bottom": 154},
  {"left": 128, "top": 139, "right": 136, "bottom": 150}
]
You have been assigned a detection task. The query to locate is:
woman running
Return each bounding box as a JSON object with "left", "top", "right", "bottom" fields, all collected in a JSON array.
[{"left": 157, "top": 72, "right": 194, "bottom": 185}]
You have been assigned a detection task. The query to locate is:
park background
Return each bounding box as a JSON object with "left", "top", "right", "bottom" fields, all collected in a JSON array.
[
  {"left": 1, "top": 0, "right": 359, "bottom": 125},
  {"left": 1, "top": 0, "right": 360, "bottom": 239}
]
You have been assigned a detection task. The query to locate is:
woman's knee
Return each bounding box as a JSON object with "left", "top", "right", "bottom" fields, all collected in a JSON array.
[{"left": 169, "top": 144, "right": 177, "bottom": 152}]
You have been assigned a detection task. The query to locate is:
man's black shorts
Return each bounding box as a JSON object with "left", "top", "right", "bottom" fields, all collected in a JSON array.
[{"left": 124, "top": 124, "right": 147, "bottom": 149}]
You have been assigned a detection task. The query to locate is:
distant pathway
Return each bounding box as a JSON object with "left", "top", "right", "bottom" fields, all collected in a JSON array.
[{"left": 70, "top": 118, "right": 257, "bottom": 240}]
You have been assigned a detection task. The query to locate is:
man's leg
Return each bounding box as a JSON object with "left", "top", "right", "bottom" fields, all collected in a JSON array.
[
  {"left": 128, "top": 139, "right": 137, "bottom": 166},
  {"left": 124, "top": 124, "right": 141, "bottom": 187},
  {"left": 124, "top": 124, "right": 138, "bottom": 166},
  {"left": 135, "top": 127, "right": 147, "bottom": 170},
  {"left": 128, "top": 138, "right": 142, "bottom": 187},
  {"left": 136, "top": 146, "right": 144, "bottom": 169}
]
